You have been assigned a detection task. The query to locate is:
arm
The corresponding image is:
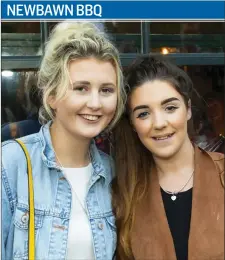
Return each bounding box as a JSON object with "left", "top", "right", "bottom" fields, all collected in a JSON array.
[{"left": 1, "top": 166, "right": 14, "bottom": 260}]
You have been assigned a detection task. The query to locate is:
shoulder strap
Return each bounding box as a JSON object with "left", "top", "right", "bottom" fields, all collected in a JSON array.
[{"left": 15, "top": 139, "right": 35, "bottom": 260}]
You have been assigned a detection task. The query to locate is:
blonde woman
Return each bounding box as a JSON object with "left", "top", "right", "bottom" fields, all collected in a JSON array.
[{"left": 2, "top": 22, "right": 125, "bottom": 260}]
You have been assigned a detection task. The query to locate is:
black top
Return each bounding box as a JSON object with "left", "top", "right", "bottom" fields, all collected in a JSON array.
[{"left": 161, "top": 188, "right": 193, "bottom": 260}]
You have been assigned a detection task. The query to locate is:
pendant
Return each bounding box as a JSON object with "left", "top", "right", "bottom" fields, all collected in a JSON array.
[{"left": 171, "top": 195, "right": 176, "bottom": 201}]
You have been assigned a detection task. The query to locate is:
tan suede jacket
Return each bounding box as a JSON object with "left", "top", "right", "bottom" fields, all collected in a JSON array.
[{"left": 131, "top": 146, "right": 224, "bottom": 260}]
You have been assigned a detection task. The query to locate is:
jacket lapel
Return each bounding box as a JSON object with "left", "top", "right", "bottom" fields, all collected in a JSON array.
[
  {"left": 188, "top": 147, "right": 224, "bottom": 259},
  {"left": 132, "top": 167, "right": 177, "bottom": 260}
]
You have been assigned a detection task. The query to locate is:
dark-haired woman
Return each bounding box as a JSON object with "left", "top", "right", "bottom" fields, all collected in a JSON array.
[{"left": 112, "top": 56, "right": 224, "bottom": 260}]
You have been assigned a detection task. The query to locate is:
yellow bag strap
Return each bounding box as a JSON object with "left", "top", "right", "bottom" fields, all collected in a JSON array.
[{"left": 15, "top": 139, "right": 35, "bottom": 260}]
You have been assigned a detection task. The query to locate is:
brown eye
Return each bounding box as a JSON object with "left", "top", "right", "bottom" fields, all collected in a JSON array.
[
  {"left": 165, "top": 106, "right": 178, "bottom": 112},
  {"left": 73, "top": 86, "right": 88, "bottom": 92},
  {"left": 101, "top": 88, "right": 115, "bottom": 94}
]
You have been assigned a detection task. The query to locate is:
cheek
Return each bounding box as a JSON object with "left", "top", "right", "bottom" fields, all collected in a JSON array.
[
  {"left": 102, "top": 96, "right": 118, "bottom": 114},
  {"left": 170, "top": 110, "right": 188, "bottom": 131},
  {"left": 134, "top": 119, "right": 152, "bottom": 136},
  {"left": 56, "top": 96, "right": 82, "bottom": 113}
]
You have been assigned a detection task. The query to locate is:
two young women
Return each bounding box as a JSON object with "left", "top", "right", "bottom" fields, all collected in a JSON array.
[{"left": 2, "top": 22, "right": 224, "bottom": 260}]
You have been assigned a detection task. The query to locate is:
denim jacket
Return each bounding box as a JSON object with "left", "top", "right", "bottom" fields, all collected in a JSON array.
[{"left": 2, "top": 122, "right": 116, "bottom": 260}]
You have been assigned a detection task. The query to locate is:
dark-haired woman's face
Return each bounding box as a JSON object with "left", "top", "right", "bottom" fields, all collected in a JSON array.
[{"left": 129, "top": 80, "right": 192, "bottom": 159}]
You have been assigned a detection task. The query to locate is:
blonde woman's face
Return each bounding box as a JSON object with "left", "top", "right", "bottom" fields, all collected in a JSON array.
[{"left": 49, "top": 57, "right": 117, "bottom": 139}]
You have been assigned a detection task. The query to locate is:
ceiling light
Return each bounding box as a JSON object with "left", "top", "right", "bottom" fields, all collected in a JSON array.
[
  {"left": 2, "top": 70, "right": 14, "bottom": 77},
  {"left": 161, "top": 48, "right": 169, "bottom": 55}
]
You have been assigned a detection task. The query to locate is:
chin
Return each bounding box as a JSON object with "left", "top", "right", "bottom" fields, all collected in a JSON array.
[
  {"left": 80, "top": 130, "right": 103, "bottom": 139},
  {"left": 151, "top": 147, "right": 179, "bottom": 160},
  {"left": 154, "top": 152, "right": 176, "bottom": 160},
  {"left": 80, "top": 133, "right": 99, "bottom": 140}
]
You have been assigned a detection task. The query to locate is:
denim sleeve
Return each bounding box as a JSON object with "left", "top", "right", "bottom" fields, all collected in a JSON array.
[{"left": 1, "top": 166, "right": 13, "bottom": 260}]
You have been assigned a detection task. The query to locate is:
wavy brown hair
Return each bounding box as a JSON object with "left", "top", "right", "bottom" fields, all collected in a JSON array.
[{"left": 111, "top": 55, "right": 195, "bottom": 259}]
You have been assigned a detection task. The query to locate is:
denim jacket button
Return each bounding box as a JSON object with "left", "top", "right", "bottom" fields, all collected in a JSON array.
[
  {"left": 98, "top": 222, "right": 104, "bottom": 230},
  {"left": 21, "top": 213, "right": 29, "bottom": 223}
]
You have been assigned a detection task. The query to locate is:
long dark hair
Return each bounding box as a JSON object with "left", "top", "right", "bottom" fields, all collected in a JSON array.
[{"left": 111, "top": 55, "right": 196, "bottom": 259}]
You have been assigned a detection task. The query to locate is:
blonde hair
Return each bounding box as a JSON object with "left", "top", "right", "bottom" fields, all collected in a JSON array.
[{"left": 38, "top": 21, "right": 126, "bottom": 130}]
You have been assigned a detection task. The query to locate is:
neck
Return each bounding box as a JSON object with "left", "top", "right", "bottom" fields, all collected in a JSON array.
[
  {"left": 50, "top": 121, "right": 91, "bottom": 168},
  {"left": 154, "top": 137, "right": 195, "bottom": 177}
]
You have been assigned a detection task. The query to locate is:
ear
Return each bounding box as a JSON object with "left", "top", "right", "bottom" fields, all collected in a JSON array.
[
  {"left": 187, "top": 99, "right": 192, "bottom": 121},
  {"left": 48, "top": 95, "right": 57, "bottom": 110}
]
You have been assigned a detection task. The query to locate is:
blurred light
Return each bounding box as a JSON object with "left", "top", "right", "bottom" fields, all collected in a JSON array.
[
  {"left": 2, "top": 70, "right": 13, "bottom": 77},
  {"left": 161, "top": 48, "right": 169, "bottom": 55}
]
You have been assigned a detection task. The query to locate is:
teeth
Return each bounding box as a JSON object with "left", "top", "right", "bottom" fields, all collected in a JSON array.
[
  {"left": 156, "top": 136, "right": 169, "bottom": 140},
  {"left": 155, "top": 134, "right": 173, "bottom": 140},
  {"left": 81, "top": 115, "right": 99, "bottom": 121}
]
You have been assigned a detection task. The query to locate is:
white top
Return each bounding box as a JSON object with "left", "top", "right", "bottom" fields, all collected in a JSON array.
[{"left": 62, "top": 163, "right": 95, "bottom": 260}]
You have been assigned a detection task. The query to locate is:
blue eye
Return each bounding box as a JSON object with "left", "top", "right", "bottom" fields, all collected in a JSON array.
[{"left": 137, "top": 111, "right": 149, "bottom": 119}]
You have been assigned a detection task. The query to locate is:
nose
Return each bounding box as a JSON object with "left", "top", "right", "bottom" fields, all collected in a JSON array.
[
  {"left": 86, "top": 91, "right": 102, "bottom": 110},
  {"left": 153, "top": 112, "right": 167, "bottom": 130}
]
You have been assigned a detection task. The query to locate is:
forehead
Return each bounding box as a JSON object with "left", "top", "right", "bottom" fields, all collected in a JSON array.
[
  {"left": 129, "top": 80, "right": 182, "bottom": 107},
  {"left": 68, "top": 57, "right": 117, "bottom": 83}
]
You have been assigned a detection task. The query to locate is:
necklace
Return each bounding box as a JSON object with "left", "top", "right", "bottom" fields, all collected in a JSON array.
[
  {"left": 164, "top": 170, "right": 194, "bottom": 201},
  {"left": 54, "top": 149, "right": 91, "bottom": 213}
]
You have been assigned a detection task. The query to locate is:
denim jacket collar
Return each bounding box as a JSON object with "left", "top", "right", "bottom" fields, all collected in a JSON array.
[{"left": 39, "top": 121, "right": 110, "bottom": 184}]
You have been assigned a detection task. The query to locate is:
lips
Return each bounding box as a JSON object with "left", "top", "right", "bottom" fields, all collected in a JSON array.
[
  {"left": 79, "top": 114, "right": 102, "bottom": 121},
  {"left": 152, "top": 133, "right": 175, "bottom": 141}
]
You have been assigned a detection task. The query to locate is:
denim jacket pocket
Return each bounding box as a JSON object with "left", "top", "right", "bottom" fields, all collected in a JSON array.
[
  {"left": 105, "top": 213, "right": 117, "bottom": 257},
  {"left": 105, "top": 215, "right": 116, "bottom": 232},
  {"left": 13, "top": 206, "right": 44, "bottom": 259}
]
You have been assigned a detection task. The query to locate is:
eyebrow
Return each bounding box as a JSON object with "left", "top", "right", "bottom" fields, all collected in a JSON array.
[
  {"left": 101, "top": 83, "right": 116, "bottom": 88},
  {"left": 132, "top": 97, "right": 180, "bottom": 113},
  {"left": 72, "top": 81, "right": 116, "bottom": 88},
  {"left": 161, "top": 97, "right": 180, "bottom": 105},
  {"left": 72, "top": 80, "right": 115, "bottom": 87},
  {"left": 133, "top": 105, "right": 149, "bottom": 113},
  {"left": 72, "top": 81, "right": 90, "bottom": 86}
]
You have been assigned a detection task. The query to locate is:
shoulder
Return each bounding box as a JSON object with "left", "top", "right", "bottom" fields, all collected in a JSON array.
[
  {"left": 207, "top": 151, "right": 224, "bottom": 187},
  {"left": 197, "top": 145, "right": 224, "bottom": 170},
  {"left": 2, "top": 133, "right": 42, "bottom": 176},
  {"left": 207, "top": 151, "right": 224, "bottom": 161},
  {"left": 2, "top": 132, "right": 43, "bottom": 201},
  {"left": 2, "top": 132, "right": 41, "bottom": 155},
  {"left": 207, "top": 151, "right": 224, "bottom": 171}
]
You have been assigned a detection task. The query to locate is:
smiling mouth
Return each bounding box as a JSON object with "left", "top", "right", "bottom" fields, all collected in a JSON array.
[
  {"left": 152, "top": 133, "right": 175, "bottom": 141},
  {"left": 79, "top": 114, "right": 102, "bottom": 121}
]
